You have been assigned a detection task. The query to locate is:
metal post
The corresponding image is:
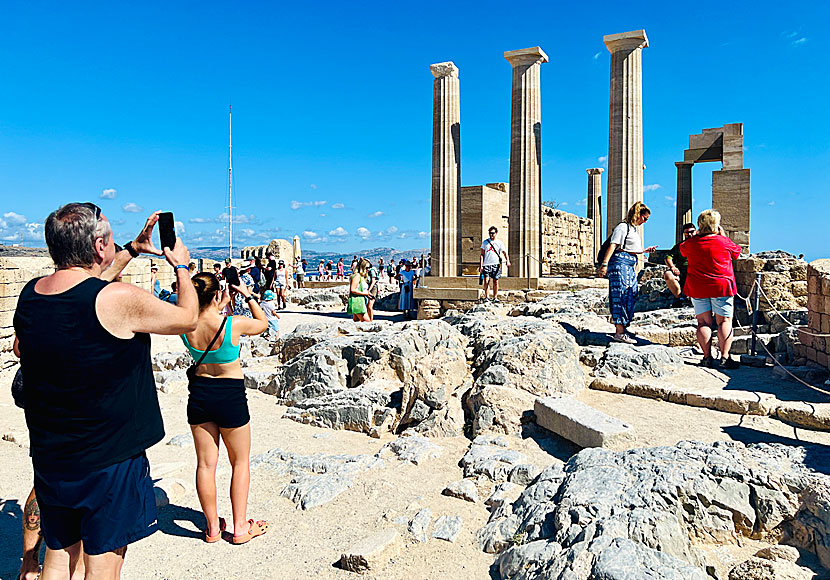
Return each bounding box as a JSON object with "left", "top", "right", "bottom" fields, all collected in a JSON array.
[{"left": 750, "top": 272, "right": 762, "bottom": 356}]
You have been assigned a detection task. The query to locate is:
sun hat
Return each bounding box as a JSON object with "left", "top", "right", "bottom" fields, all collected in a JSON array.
[{"left": 263, "top": 290, "right": 276, "bottom": 301}]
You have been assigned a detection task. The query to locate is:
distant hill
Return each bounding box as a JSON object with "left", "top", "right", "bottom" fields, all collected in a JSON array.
[{"left": 192, "top": 246, "right": 429, "bottom": 265}]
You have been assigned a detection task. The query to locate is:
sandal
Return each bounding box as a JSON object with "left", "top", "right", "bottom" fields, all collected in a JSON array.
[
  {"left": 205, "top": 517, "right": 226, "bottom": 543},
  {"left": 232, "top": 519, "right": 269, "bottom": 545}
]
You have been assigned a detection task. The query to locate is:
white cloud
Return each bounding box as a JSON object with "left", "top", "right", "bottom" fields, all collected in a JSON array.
[
  {"left": 331, "top": 203, "right": 345, "bottom": 209},
  {"left": 310, "top": 184, "right": 318, "bottom": 189},
  {"left": 189, "top": 217, "right": 211, "bottom": 223},
  {"left": 329, "top": 226, "right": 349, "bottom": 237},
  {"left": 768, "top": 201, "right": 776, "bottom": 206},
  {"left": 386, "top": 226, "right": 398, "bottom": 235},
  {"left": 597, "top": 155, "right": 607, "bottom": 168},
  {"left": 238, "top": 228, "right": 256, "bottom": 237},
  {"left": 560, "top": 202, "right": 568, "bottom": 206},
  {"left": 174, "top": 221, "right": 186, "bottom": 235},
  {"left": 100, "top": 188, "right": 117, "bottom": 199},
  {"left": 398, "top": 233, "right": 407, "bottom": 239},
  {"left": 290, "top": 200, "right": 327, "bottom": 210},
  {"left": 368, "top": 211, "right": 384, "bottom": 218},
  {"left": 417, "top": 231, "right": 427, "bottom": 239},
  {"left": 793, "top": 37, "right": 807, "bottom": 45},
  {"left": 319, "top": 213, "right": 326, "bottom": 217},
  {"left": 302, "top": 230, "right": 319, "bottom": 240},
  {"left": 3, "top": 212, "right": 27, "bottom": 226},
  {"left": 644, "top": 184, "right": 663, "bottom": 192},
  {"left": 593, "top": 52, "right": 601, "bottom": 60},
  {"left": 216, "top": 212, "right": 257, "bottom": 224},
  {"left": 122, "top": 202, "right": 143, "bottom": 213},
  {"left": 576, "top": 199, "right": 587, "bottom": 206},
  {"left": 356, "top": 227, "right": 371, "bottom": 239},
  {"left": 664, "top": 196, "right": 674, "bottom": 201}
]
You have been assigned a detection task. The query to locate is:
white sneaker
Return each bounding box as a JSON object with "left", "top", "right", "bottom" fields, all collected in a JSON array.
[{"left": 612, "top": 333, "right": 637, "bottom": 345}]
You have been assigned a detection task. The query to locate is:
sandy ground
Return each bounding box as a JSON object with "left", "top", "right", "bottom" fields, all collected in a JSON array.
[{"left": 2, "top": 305, "right": 830, "bottom": 579}]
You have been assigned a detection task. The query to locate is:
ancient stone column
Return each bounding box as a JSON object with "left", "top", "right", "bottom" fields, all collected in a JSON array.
[
  {"left": 505, "top": 47, "right": 548, "bottom": 279},
  {"left": 604, "top": 30, "right": 648, "bottom": 240},
  {"left": 586, "top": 168, "right": 604, "bottom": 258},
  {"left": 430, "top": 61, "right": 461, "bottom": 278},
  {"left": 675, "top": 162, "right": 693, "bottom": 243}
]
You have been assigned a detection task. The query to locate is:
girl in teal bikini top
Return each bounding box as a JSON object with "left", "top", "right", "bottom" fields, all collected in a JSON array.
[{"left": 181, "top": 316, "right": 239, "bottom": 364}]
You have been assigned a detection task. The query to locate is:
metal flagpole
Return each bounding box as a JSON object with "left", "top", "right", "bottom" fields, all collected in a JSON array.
[{"left": 228, "top": 104, "right": 233, "bottom": 260}]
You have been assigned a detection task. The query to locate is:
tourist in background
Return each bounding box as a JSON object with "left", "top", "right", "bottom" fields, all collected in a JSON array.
[
  {"left": 14, "top": 204, "right": 198, "bottom": 579},
  {"left": 366, "top": 259, "right": 380, "bottom": 321},
  {"left": 351, "top": 255, "right": 358, "bottom": 274},
  {"left": 295, "top": 256, "right": 305, "bottom": 288},
  {"left": 664, "top": 223, "right": 696, "bottom": 307},
  {"left": 387, "top": 261, "right": 395, "bottom": 284},
  {"left": 221, "top": 257, "right": 237, "bottom": 286},
  {"left": 325, "top": 260, "right": 333, "bottom": 281},
  {"left": 231, "top": 264, "right": 256, "bottom": 317},
  {"left": 263, "top": 253, "right": 276, "bottom": 291},
  {"left": 347, "top": 259, "right": 370, "bottom": 321},
  {"left": 181, "top": 273, "right": 269, "bottom": 545},
  {"left": 336, "top": 258, "right": 345, "bottom": 281},
  {"left": 150, "top": 264, "right": 161, "bottom": 296},
  {"left": 259, "top": 289, "right": 281, "bottom": 339},
  {"left": 273, "top": 260, "right": 288, "bottom": 310},
  {"left": 188, "top": 262, "right": 197, "bottom": 277},
  {"left": 680, "top": 209, "right": 743, "bottom": 369},
  {"left": 212, "top": 263, "right": 223, "bottom": 280},
  {"left": 597, "top": 201, "right": 657, "bottom": 344},
  {"left": 479, "top": 226, "right": 510, "bottom": 302},
  {"left": 250, "top": 258, "right": 264, "bottom": 295},
  {"left": 398, "top": 261, "right": 417, "bottom": 319},
  {"left": 317, "top": 259, "right": 325, "bottom": 281}
]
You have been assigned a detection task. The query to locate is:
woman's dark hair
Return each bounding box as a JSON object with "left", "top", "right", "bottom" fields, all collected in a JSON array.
[
  {"left": 191, "top": 272, "right": 220, "bottom": 311},
  {"left": 254, "top": 257, "right": 263, "bottom": 270}
]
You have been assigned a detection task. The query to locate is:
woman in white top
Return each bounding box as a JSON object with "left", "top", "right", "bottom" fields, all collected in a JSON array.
[
  {"left": 597, "top": 202, "right": 657, "bottom": 344},
  {"left": 273, "top": 260, "right": 288, "bottom": 310}
]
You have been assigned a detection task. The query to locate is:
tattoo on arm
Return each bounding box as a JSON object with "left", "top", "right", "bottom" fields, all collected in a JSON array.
[{"left": 24, "top": 495, "right": 41, "bottom": 532}]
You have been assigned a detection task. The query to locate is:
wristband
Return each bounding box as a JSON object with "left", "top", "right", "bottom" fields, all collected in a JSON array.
[
  {"left": 245, "top": 296, "right": 256, "bottom": 302},
  {"left": 601, "top": 263, "right": 608, "bottom": 267},
  {"left": 123, "top": 241, "right": 140, "bottom": 258},
  {"left": 175, "top": 264, "right": 189, "bottom": 272}
]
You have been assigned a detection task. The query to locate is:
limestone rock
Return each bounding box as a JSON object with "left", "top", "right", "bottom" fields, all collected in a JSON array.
[
  {"left": 408, "top": 508, "right": 432, "bottom": 543},
  {"left": 166, "top": 433, "right": 193, "bottom": 448},
  {"left": 378, "top": 433, "right": 442, "bottom": 465},
  {"left": 432, "top": 515, "right": 462, "bottom": 543},
  {"left": 442, "top": 479, "right": 479, "bottom": 503},
  {"left": 508, "top": 464, "right": 542, "bottom": 486},
  {"left": 753, "top": 546, "right": 800, "bottom": 563},
  {"left": 152, "top": 351, "right": 192, "bottom": 372},
  {"left": 728, "top": 556, "right": 813, "bottom": 580},
  {"left": 534, "top": 396, "right": 636, "bottom": 450},
  {"left": 593, "top": 342, "right": 683, "bottom": 379},
  {"left": 460, "top": 437, "right": 526, "bottom": 481},
  {"left": 339, "top": 529, "right": 399, "bottom": 572},
  {"left": 282, "top": 387, "right": 391, "bottom": 434},
  {"left": 153, "top": 369, "right": 188, "bottom": 394}
]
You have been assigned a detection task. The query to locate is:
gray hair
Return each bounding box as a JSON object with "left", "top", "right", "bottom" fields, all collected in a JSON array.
[{"left": 45, "top": 203, "right": 112, "bottom": 269}]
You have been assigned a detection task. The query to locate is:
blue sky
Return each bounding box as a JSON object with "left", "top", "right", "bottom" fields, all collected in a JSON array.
[{"left": 1, "top": 1, "right": 826, "bottom": 258}]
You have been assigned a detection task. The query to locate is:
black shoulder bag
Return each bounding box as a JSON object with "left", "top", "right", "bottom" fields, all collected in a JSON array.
[
  {"left": 185, "top": 316, "right": 228, "bottom": 382},
  {"left": 596, "top": 223, "right": 631, "bottom": 267}
]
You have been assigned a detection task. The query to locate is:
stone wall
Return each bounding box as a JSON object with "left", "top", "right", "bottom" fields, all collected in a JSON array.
[
  {"left": 794, "top": 259, "right": 830, "bottom": 369},
  {"left": 541, "top": 207, "right": 594, "bottom": 275},
  {"left": 240, "top": 239, "right": 294, "bottom": 260},
  {"left": 733, "top": 251, "right": 808, "bottom": 312},
  {"left": 460, "top": 183, "right": 510, "bottom": 276}
]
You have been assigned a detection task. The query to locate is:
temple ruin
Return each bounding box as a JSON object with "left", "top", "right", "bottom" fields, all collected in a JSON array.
[{"left": 676, "top": 123, "right": 750, "bottom": 249}]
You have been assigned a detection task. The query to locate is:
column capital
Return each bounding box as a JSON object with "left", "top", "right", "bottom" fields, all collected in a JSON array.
[
  {"left": 504, "top": 46, "right": 548, "bottom": 66},
  {"left": 586, "top": 168, "right": 604, "bottom": 175},
  {"left": 430, "top": 61, "right": 459, "bottom": 78},
  {"left": 675, "top": 161, "right": 694, "bottom": 168},
  {"left": 603, "top": 29, "right": 648, "bottom": 53}
]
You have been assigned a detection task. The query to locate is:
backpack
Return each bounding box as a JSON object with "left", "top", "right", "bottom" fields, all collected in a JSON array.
[{"left": 596, "top": 223, "right": 630, "bottom": 267}]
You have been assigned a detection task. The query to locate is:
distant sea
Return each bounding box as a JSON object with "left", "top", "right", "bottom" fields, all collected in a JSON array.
[{"left": 193, "top": 246, "right": 429, "bottom": 266}]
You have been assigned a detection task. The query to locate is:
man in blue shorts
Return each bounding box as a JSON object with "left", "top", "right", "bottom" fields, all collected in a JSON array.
[
  {"left": 14, "top": 203, "right": 198, "bottom": 579},
  {"left": 479, "top": 226, "right": 511, "bottom": 302}
]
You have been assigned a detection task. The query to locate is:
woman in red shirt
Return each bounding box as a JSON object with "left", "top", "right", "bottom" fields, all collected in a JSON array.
[{"left": 680, "top": 209, "right": 742, "bottom": 369}]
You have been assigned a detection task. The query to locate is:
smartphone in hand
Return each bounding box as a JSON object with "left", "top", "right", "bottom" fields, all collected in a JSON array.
[{"left": 158, "top": 212, "right": 176, "bottom": 251}]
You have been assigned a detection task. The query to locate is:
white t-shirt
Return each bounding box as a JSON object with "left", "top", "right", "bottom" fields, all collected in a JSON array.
[
  {"left": 608, "top": 222, "right": 644, "bottom": 254},
  {"left": 481, "top": 238, "right": 506, "bottom": 267},
  {"left": 260, "top": 300, "right": 279, "bottom": 321},
  {"left": 399, "top": 269, "right": 416, "bottom": 285}
]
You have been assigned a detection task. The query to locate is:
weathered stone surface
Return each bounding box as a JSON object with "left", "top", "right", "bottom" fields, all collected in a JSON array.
[
  {"left": 252, "top": 447, "right": 382, "bottom": 510},
  {"left": 432, "top": 515, "right": 463, "bottom": 543},
  {"left": 508, "top": 464, "right": 542, "bottom": 486},
  {"left": 282, "top": 387, "right": 391, "bottom": 434},
  {"left": 378, "top": 433, "right": 443, "bottom": 465},
  {"left": 152, "top": 478, "right": 188, "bottom": 508},
  {"left": 166, "top": 433, "right": 193, "bottom": 448},
  {"left": 408, "top": 508, "right": 432, "bottom": 543},
  {"left": 442, "top": 479, "right": 479, "bottom": 503},
  {"left": 445, "top": 313, "right": 583, "bottom": 436},
  {"left": 486, "top": 482, "right": 517, "bottom": 509},
  {"left": 460, "top": 436, "right": 526, "bottom": 481},
  {"left": 152, "top": 351, "right": 192, "bottom": 372},
  {"left": 728, "top": 556, "right": 813, "bottom": 580},
  {"left": 774, "top": 401, "right": 830, "bottom": 431},
  {"left": 593, "top": 342, "right": 683, "bottom": 379},
  {"left": 153, "top": 369, "right": 188, "bottom": 393},
  {"left": 339, "top": 529, "right": 399, "bottom": 572},
  {"left": 753, "top": 546, "right": 800, "bottom": 563},
  {"left": 481, "top": 441, "right": 830, "bottom": 578},
  {"left": 535, "top": 396, "right": 636, "bottom": 450}
]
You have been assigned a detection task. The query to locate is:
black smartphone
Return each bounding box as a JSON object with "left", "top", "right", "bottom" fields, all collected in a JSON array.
[
  {"left": 225, "top": 266, "right": 240, "bottom": 287},
  {"left": 158, "top": 212, "right": 176, "bottom": 251}
]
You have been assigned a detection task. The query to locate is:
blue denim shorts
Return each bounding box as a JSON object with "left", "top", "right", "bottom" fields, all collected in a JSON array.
[
  {"left": 34, "top": 453, "right": 157, "bottom": 555},
  {"left": 691, "top": 296, "right": 734, "bottom": 318}
]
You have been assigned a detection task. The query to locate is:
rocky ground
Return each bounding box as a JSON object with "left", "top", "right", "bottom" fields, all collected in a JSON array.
[{"left": 2, "top": 285, "right": 830, "bottom": 580}]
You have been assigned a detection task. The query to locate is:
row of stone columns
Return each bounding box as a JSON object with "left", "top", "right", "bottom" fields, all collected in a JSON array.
[{"left": 432, "top": 29, "right": 648, "bottom": 277}]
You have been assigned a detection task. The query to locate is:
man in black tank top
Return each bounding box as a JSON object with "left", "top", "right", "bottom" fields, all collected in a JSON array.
[{"left": 13, "top": 203, "right": 199, "bottom": 578}]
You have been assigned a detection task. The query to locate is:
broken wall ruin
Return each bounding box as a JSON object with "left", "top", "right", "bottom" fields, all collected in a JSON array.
[{"left": 794, "top": 259, "right": 830, "bottom": 369}]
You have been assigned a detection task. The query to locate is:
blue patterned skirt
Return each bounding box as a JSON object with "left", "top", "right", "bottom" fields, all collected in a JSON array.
[{"left": 607, "top": 251, "right": 638, "bottom": 327}]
